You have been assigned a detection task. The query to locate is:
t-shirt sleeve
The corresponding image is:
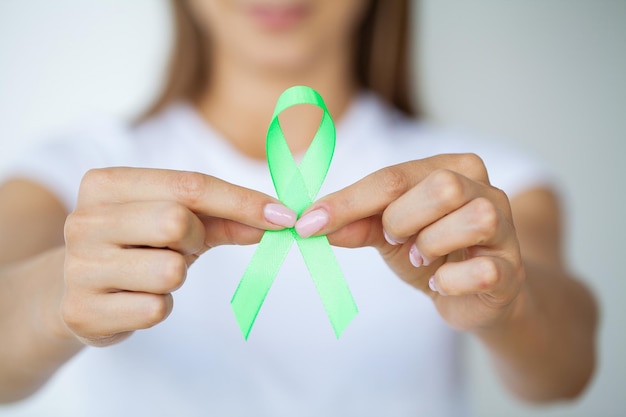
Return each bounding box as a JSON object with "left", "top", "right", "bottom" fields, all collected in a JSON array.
[
  {"left": 0, "top": 121, "right": 133, "bottom": 212},
  {"left": 469, "top": 140, "right": 558, "bottom": 199},
  {"left": 409, "top": 125, "right": 559, "bottom": 200}
]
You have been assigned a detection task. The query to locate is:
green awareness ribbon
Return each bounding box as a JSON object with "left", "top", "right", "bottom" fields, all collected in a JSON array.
[{"left": 231, "top": 86, "right": 358, "bottom": 339}]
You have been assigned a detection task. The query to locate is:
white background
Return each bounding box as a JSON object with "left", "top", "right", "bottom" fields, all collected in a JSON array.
[{"left": 1, "top": 1, "right": 624, "bottom": 416}]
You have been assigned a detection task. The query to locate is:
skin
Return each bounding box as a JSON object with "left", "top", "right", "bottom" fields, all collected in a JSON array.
[{"left": 0, "top": 0, "right": 596, "bottom": 405}]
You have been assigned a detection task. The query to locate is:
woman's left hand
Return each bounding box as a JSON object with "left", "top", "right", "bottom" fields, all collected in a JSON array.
[{"left": 294, "top": 153, "right": 525, "bottom": 332}]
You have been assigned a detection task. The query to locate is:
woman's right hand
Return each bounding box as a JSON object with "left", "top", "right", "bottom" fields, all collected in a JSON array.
[{"left": 63, "top": 167, "right": 296, "bottom": 346}]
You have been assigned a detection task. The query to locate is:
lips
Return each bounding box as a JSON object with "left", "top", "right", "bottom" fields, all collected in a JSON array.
[{"left": 246, "top": 2, "right": 312, "bottom": 30}]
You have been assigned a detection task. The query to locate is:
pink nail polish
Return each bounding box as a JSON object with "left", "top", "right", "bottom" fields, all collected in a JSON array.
[
  {"left": 295, "top": 208, "right": 329, "bottom": 238},
  {"left": 409, "top": 244, "right": 423, "bottom": 267},
  {"left": 264, "top": 203, "right": 297, "bottom": 228},
  {"left": 428, "top": 276, "right": 438, "bottom": 293},
  {"left": 429, "top": 276, "right": 447, "bottom": 296},
  {"left": 383, "top": 229, "right": 405, "bottom": 246}
]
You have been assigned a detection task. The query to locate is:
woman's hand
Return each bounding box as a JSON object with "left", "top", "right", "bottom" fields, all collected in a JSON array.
[
  {"left": 63, "top": 167, "right": 296, "bottom": 346},
  {"left": 295, "top": 153, "right": 524, "bottom": 332},
  {"left": 296, "top": 152, "right": 598, "bottom": 401}
]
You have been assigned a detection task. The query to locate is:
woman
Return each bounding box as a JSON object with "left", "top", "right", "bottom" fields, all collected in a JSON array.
[{"left": 0, "top": 1, "right": 597, "bottom": 416}]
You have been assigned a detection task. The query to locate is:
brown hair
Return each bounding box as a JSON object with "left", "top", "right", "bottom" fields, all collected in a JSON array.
[{"left": 144, "top": 0, "right": 417, "bottom": 118}]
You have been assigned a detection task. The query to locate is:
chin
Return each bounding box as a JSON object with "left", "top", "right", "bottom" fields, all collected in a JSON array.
[{"left": 242, "top": 40, "right": 324, "bottom": 75}]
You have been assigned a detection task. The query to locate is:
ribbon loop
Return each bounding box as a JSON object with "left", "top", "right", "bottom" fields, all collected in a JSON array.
[{"left": 231, "top": 86, "right": 358, "bottom": 339}]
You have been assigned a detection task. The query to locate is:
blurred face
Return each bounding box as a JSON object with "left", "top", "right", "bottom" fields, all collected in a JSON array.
[{"left": 187, "top": 0, "right": 369, "bottom": 73}]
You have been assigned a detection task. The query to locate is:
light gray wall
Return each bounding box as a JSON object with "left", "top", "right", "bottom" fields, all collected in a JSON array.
[
  {"left": 0, "top": 0, "right": 171, "bottom": 168},
  {"left": 0, "top": 1, "right": 624, "bottom": 416}
]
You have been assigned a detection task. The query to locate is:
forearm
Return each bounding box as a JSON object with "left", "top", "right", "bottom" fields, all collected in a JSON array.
[
  {"left": 0, "top": 247, "right": 83, "bottom": 403},
  {"left": 475, "top": 260, "right": 598, "bottom": 402}
]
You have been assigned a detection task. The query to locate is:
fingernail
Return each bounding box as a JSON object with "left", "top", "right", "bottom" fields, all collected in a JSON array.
[
  {"left": 409, "top": 244, "right": 423, "bottom": 267},
  {"left": 428, "top": 276, "right": 438, "bottom": 293},
  {"left": 383, "top": 229, "right": 406, "bottom": 246},
  {"left": 295, "top": 208, "right": 329, "bottom": 238},
  {"left": 429, "top": 276, "right": 446, "bottom": 296},
  {"left": 264, "top": 203, "right": 297, "bottom": 228}
]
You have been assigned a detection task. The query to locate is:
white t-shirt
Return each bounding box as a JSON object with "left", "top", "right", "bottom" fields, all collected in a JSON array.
[{"left": 1, "top": 92, "right": 552, "bottom": 417}]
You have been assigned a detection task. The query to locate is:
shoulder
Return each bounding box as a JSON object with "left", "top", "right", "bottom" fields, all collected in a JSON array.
[
  {"left": 1, "top": 117, "right": 129, "bottom": 210},
  {"left": 0, "top": 103, "right": 196, "bottom": 210}
]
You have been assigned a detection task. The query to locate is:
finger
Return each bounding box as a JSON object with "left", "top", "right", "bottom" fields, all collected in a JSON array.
[
  {"left": 66, "top": 201, "right": 207, "bottom": 256},
  {"left": 202, "top": 217, "right": 266, "bottom": 248},
  {"left": 70, "top": 248, "right": 188, "bottom": 295},
  {"left": 295, "top": 163, "right": 420, "bottom": 239},
  {"left": 412, "top": 196, "right": 514, "bottom": 265},
  {"left": 62, "top": 291, "right": 174, "bottom": 340},
  {"left": 429, "top": 256, "right": 521, "bottom": 301},
  {"left": 325, "top": 216, "right": 385, "bottom": 249},
  {"left": 77, "top": 167, "right": 294, "bottom": 230},
  {"left": 383, "top": 169, "right": 500, "bottom": 243},
  {"left": 295, "top": 154, "right": 489, "bottom": 238}
]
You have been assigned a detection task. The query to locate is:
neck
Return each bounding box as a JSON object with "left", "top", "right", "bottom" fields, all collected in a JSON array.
[{"left": 196, "top": 45, "right": 356, "bottom": 160}]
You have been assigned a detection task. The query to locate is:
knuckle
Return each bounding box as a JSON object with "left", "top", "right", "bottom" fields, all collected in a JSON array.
[
  {"left": 457, "top": 153, "right": 488, "bottom": 181},
  {"left": 63, "top": 210, "right": 93, "bottom": 247},
  {"left": 158, "top": 252, "right": 187, "bottom": 292},
  {"left": 492, "top": 187, "right": 511, "bottom": 210},
  {"left": 428, "top": 169, "right": 465, "bottom": 205},
  {"left": 377, "top": 166, "right": 409, "bottom": 198},
  {"left": 471, "top": 197, "right": 499, "bottom": 242},
  {"left": 158, "top": 203, "right": 192, "bottom": 244},
  {"left": 79, "top": 168, "right": 114, "bottom": 198},
  {"left": 172, "top": 171, "right": 205, "bottom": 205},
  {"left": 475, "top": 257, "right": 500, "bottom": 289},
  {"left": 142, "top": 294, "right": 172, "bottom": 328}
]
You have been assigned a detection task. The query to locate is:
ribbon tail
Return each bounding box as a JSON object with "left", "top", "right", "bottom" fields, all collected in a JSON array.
[
  {"left": 231, "top": 230, "right": 293, "bottom": 339},
  {"left": 295, "top": 234, "right": 358, "bottom": 338}
]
